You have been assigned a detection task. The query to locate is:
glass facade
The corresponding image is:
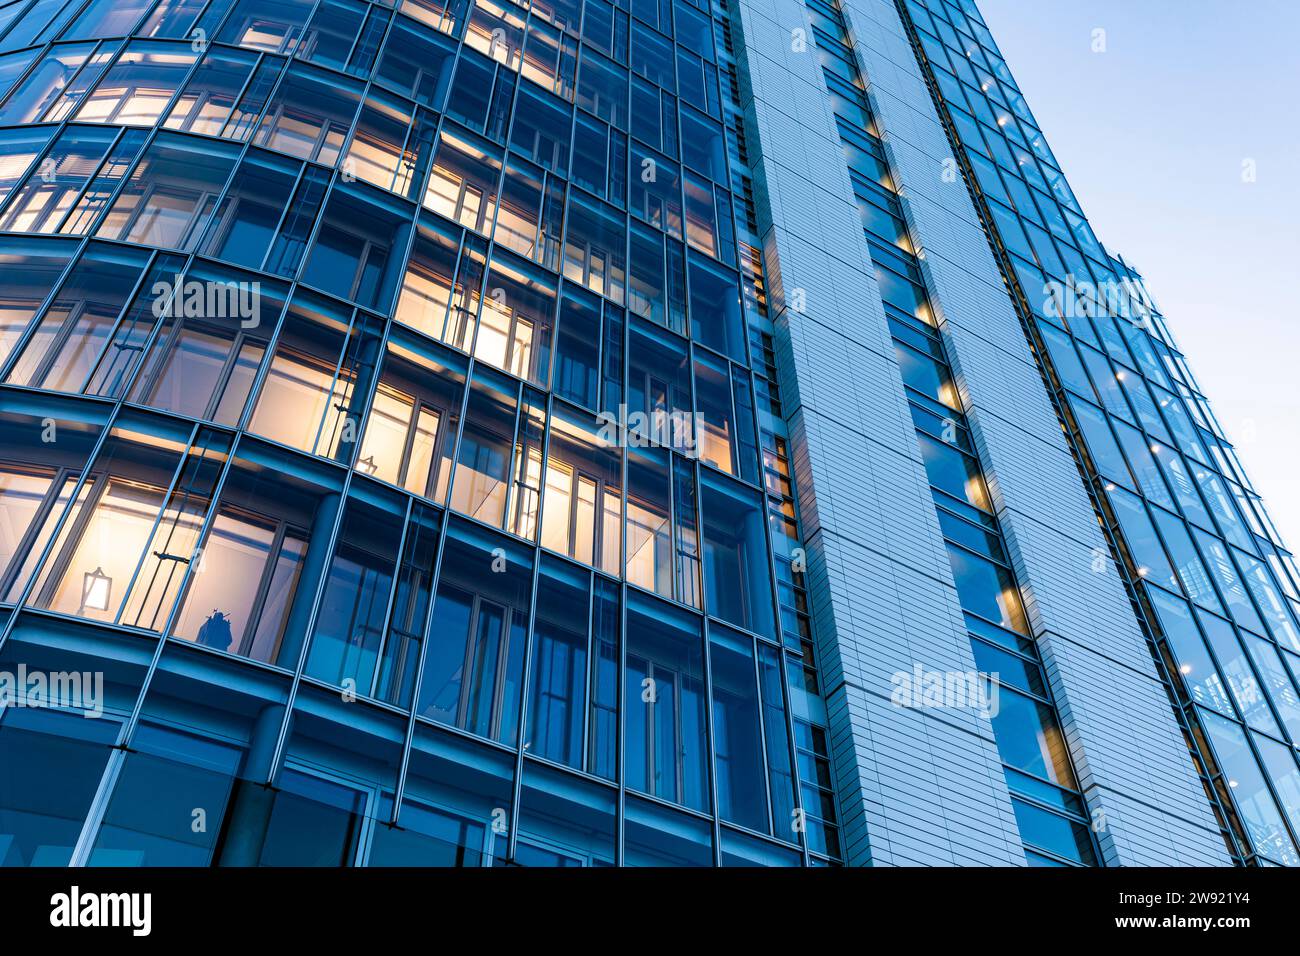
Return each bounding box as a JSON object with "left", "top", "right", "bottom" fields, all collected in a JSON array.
[
  {"left": 0, "top": 0, "right": 839, "bottom": 867},
  {"left": 0, "top": 0, "right": 1292, "bottom": 869}
]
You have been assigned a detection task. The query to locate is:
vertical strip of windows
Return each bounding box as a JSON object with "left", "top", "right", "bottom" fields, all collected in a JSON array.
[
  {"left": 891, "top": 0, "right": 1300, "bottom": 865},
  {"left": 802, "top": 0, "right": 1098, "bottom": 866}
]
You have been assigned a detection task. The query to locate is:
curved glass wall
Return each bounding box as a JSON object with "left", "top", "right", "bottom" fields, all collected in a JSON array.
[{"left": 0, "top": 0, "right": 837, "bottom": 867}]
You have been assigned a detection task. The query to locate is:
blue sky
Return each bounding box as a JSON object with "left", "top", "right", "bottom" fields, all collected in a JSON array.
[{"left": 977, "top": 0, "right": 1300, "bottom": 553}]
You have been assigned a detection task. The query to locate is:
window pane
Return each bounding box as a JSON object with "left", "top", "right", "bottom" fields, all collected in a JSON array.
[
  {"left": 0, "top": 707, "right": 118, "bottom": 866},
  {"left": 416, "top": 519, "right": 531, "bottom": 746},
  {"left": 701, "top": 471, "right": 775, "bottom": 638},
  {"left": 710, "top": 624, "right": 769, "bottom": 833},
  {"left": 625, "top": 591, "right": 709, "bottom": 812},
  {"left": 525, "top": 556, "right": 589, "bottom": 768}
]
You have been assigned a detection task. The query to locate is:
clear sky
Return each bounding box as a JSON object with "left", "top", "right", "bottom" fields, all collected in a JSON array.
[{"left": 976, "top": 0, "right": 1300, "bottom": 554}]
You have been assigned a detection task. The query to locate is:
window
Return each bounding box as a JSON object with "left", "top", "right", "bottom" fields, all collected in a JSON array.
[
  {"left": 793, "top": 719, "right": 840, "bottom": 857},
  {"left": 4, "top": 244, "right": 150, "bottom": 394},
  {"left": 990, "top": 685, "right": 1076, "bottom": 788},
  {"left": 163, "top": 46, "right": 259, "bottom": 136},
  {"left": 195, "top": 149, "right": 299, "bottom": 269},
  {"left": 1151, "top": 442, "right": 1212, "bottom": 530},
  {"left": 251, "top": 769, "right": 367, "bottom": 866},
  {"left": 494, "top": 155, "right": 544, "bottom": 260},
  {"left": 1148, "top": 507, "right": 1220, "bottom": 612},
  {"left": 0, "top": 128, "right": 52, "bottom": 212},
  {"left": 1010, "top": 798, "right": 1097, "bottom": 866},
  {"left": 680, "top": 105, "right": 725, "bottom": 181},
  {"left": 700, "top": 471, "right": 775, "bottom": 638},
  {"left": 688, "top": 251, "right": 745, "bottom": 362},
  {"left": 475, "top": 249, "right": 554, "bottom": 385},
  {"left": 1107, "top": 485, "right": 1177, "bottom": 589},
  {"left": 0, "top": 43, "right": 105, "bottom": 126},
  {"left": 0, "top": 465, "right": 61, "bottom": 587},
  {"left": 0, "top": 126, "right": 118, "bottom": 235},
  {"left": 397, "top": 722, "right": 512, "bottom": 864},
  {"left": 300, "top": 183, "right": 412, "bottom": 313},
  {"left": 85, "top": 723, "right": 242, "bottom": 866},
  {"left": 374, "top": 17, "right": 456, "bottom": 110},
  {"left": 0, "top": 48, "right": 37, "bottom": 103},
  {"left": 425, "top": 124, "right": 502, "bottom": 233},
  {"left": 97, "top": 133, "right": 240, "bottom": 251},
  {"left": 252, "top": 62, "right": 362, "bottom": 165},
  {"left": 1111, "top": 419, "right": 1173, "bottom": 509},
  {"left": 344, "top": 93, "right": 436, "bottom": 200},
  {"left": 515, "top": 762, "right": 615, "bottom": 867},
  {"left": 945, "top": 541, "right": 1029, "bottom": 634},
  {"left": 629, "top": 21, "right": 674, "bottom": 92},
  {"left": 1194, "top": 527, "right": 1266, "bottom": 636},
  {"left": 1201, "top": 710, "right": 1298, "bottom": 865},
  {"left": 1237, "top": 548, "right": 1300, "bottom": 651},
  {"left": 570, "top": 113, "right": 624, "bottom": 204},
  {"left": 248, "top": 292, "right": 381, "bottom": 462},
  {"left": 920, "top": 434, "right": 987, "bottom": 515},
  {"left": 627, "top": 223, "right": 675, "bottom": 332},
  {"left": 630, "top": 143, "right": 682, "bottom": 238},
  {"left": 509, "top": 84, "right": 570, "bottom": 176},
  {"left": 1198, "top": 610, "right": 1277, "bottom": 735},
  {"left": 1148, "top": 586, "right": 1234, "bottom": 716},
  {"left": 305, "top": 485, "right": 406, "bottom": 694},
  {"left": 296, "top": 0, "right": 369, "bottom": 73},
  {"left": 758, "top": 642, "right": 797, "bottom": 839},
  {"left": 357, "top": 335, "right": 464, "bottom": 503},
  {"left": 626, "top": 317, "right": 693, "bottom": 453},
  {"left": 683, "top": 172, "right": 719, "bottom": 257},
  {"left": 170, "top": 444, "right": 338, "bottom": 666},
  {"left": 217, "top": 0, "right": 317, "bottom": 54},
  {"left": 624, "top": 591, "right": 709, "bottom": 812},
  {"left": 416, "top": 519, "right": 531, "bottom": 746},
  {"left": 626, "top": 446, "right": 672, "bottom": 599},
  {"left": 123, "top": 263, "right": 284, "bottom": 423},
  {"left": 136, "top": 0, "right": 210, "bottom": 40},
  {"left": 551, "top": 286, "right": 600, "bottom": 410},
  {"left": 563, "top": 193, "right": 626, "bottom": 304},
  {"left": 576, "top": 49, "right": 627, "bottom": 128},
  {"left": 1254, "top": 734, "right": 1300, "bottom": 847},
  {"left": 395, "top": 214, "right": 481, "bottom": 350},
  {"left": 0, "top": 0, "right": 84, "bottom": 54},
  {"left": 588, "top": 577, "right": 619, "bottom": 779},
  {"left": 525, "top": 556, "right": 589, "bottom": 768},
  {"left": 0, "top": 237, "right": 76, "bottom": 370},
  {"left": 0, "top": 707, "right": 118, "bottom": 866},
  {"left": 538, "top": 402, "right": 621, "bottom": 574},
  {"left": 72, "top": 42, "right": 198, "bottom": 127},
  {"left": 710, "top": 624, "right": 769, "bottom": 833},
  {"left": 694, "top": 352, "right": 741, "bottom": 476},
  {"left": 464, "top": 0, "right": 524, "bottom": 70},
  {"left": 450, "top": 365, "right": 518, "bottom": 527},
  {"left": 373, "top": 504, "right": 441, "bottom": 708},
  {"left": 21, "top": 421, "right": 225, "bottom": 632},
  {"left": 520, "top": 16, "right": 576, "bottom": 99}
]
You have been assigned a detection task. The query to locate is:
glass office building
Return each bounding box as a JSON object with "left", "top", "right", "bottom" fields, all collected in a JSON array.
[{"left": 0, "top": 0, "right": 1293, "bottom": 867}]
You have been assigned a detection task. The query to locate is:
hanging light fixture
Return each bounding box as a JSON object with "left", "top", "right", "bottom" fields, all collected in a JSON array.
[{"left": 81, "top": 566, "right": 112, "bottom": 612}]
